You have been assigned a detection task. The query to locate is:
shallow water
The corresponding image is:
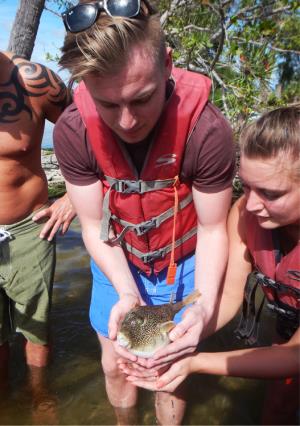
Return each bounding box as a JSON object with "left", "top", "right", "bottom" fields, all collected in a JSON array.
[{"left": 0, "top": 220, "right": 272, "bottom": 425}]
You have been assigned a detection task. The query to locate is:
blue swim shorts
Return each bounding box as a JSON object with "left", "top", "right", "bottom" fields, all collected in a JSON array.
[{"left": 89, "top": 253, "right": 195, "bottom": 337}]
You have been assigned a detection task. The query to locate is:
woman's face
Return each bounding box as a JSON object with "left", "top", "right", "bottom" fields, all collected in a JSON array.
[{"left": 239, "top": 154, "right": 300, "bottom": 229}]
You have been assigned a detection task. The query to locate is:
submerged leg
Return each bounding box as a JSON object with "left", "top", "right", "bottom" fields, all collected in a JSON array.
[
  {"left": 25, "top": 340, "right": 50, "bottom": 368},
  {"left": 27, "top": 365, "right": 58, "bottom": 426},
  {"left": 25, "top": 338, "right": 58, "bottom": 424},
  {"left": 98, "top": 333, "right": 138, "bottom": 425},
  {"left": 155, "top": 382, "right": 187, "bottom": 426}
]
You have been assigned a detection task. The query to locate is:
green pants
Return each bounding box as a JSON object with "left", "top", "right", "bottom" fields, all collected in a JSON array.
[{"left": 0, "top": 209, "right": 56, "bottom": 345}]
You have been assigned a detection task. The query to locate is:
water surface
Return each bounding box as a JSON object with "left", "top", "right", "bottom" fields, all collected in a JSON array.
[{"left": 0, "top": 220, "right": 271, "bottom": 425}]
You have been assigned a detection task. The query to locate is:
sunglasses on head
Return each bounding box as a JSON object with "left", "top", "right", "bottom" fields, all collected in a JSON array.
[{"left": 62, "top": 0, "right": 141, "bottom": 33}]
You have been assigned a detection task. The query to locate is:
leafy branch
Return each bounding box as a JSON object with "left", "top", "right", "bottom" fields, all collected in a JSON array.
[{"left": 159, "top": 0, "right": 300, "bottom": 128}]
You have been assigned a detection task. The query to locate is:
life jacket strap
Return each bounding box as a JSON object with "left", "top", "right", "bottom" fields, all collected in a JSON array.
[
  {"left": 235, "top": 271, "right": 300, "bottom": 345},
  {"left": 257, "top": 271, "right": 300, "bottom": 321},
  {"left": 266, "top": 303, "right": 299, "bottom": 320},
  {"left": 105, "top": 176, "right": 176, "bottom": 193},
  {"left": 100, "top": 186, "right": 113, "bottom": 241},
  {"left": 255, "top": 272, "right": 300, "bottom": 299},
  {"left": 166, "top": 175, "right": 179, "bottom": 285},
  {"left": 108, "top": 193, "right": 193, "bottom": 244},
  {"left": 100, "top": 176, "right": 178, "bottom": 242},
  {"left": 123, "top": 226, "right": 197, "bottom": 264},
  {"left": 234, "top": 272, "right": 266, "bottom": 345}
]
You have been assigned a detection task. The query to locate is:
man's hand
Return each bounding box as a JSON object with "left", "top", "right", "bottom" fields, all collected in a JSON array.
[
  {"left": 110, "top": 293, "right": 145, "bottom": 361},
  {"left": 32, "top": 193, "right": 76, "bottom": 241},
  {"left": 109, "top": 293, "right": 141, "bottom": 340}
]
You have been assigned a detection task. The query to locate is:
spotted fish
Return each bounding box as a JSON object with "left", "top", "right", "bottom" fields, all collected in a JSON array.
[{"left": 117, "top": 290, "right": 201, "bottom": 358}]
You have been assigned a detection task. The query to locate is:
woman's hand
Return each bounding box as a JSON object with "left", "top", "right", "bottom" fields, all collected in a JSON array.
[{"left": 125, "top": 355, "right": 195, "bottom": 393}]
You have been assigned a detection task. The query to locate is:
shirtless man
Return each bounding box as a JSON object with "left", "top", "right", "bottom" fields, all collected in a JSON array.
[{"left": 0, "top": 51, "right": 75, "bottom": 373}]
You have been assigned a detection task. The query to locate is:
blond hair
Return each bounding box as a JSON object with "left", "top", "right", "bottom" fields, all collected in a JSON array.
[
  {"left": 240, "top": 105, "right": 300, "bottom": 178},
  {"left": 59, "top": 1, "right": 166, "bottom": 85}
]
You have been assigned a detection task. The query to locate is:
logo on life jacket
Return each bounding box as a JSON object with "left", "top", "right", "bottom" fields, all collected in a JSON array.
[
  {"left": 287, "top": 270, "right": 300, "bottom": 282},
  {"left": 155, "top": 154, "right": 177, "bottom": 167}
]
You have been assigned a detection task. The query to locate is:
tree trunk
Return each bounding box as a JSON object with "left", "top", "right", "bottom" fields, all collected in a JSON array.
[{"left": 7, "top": 0, "right": 46, "bottom": 60}]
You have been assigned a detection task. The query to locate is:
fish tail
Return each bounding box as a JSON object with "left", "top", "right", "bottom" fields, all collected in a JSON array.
[
  {"left": 173, "top": 289, "right": 201, "bottom": 313},
  {"left": 182, "top": 289, "right": 201, "bottom": 306}
]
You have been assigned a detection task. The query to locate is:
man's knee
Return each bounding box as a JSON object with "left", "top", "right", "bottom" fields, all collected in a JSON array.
[
  {"left": 101, "top": 352, "right": 121, "bottom": 379},
  {"left": 98, "top": 334, "right": 122, "bottom": 379}
]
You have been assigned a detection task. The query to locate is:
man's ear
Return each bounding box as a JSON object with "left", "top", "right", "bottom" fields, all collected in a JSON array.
[{"left": 164, "top": 47, "right": 173, "bottom": 80}]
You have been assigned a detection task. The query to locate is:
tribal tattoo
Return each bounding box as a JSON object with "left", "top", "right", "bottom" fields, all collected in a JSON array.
[{"left": 0, "top": 55, "right": 69, "bottom": 123}]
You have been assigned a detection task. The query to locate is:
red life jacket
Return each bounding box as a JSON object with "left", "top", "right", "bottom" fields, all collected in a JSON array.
[
  {"left": 74, "top": 67, "right": 211, "bottom": 275},
  {"left": 245, "top": 211, "right": 300, "bottom": 312}
]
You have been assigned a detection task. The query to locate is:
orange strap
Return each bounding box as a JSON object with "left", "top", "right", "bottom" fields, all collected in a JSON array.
[{"left": 166, "top": 176, "right": 179, "bottom": 285}]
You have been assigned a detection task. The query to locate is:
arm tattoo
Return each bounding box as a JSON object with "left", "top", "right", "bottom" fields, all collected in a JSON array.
[{"left": 0, "top": 55, "right": 69, "bottom": 123}]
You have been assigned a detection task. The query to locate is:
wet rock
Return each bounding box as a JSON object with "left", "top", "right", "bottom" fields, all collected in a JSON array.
[{"left": 42, "top": 149, "right": 66, "bottom": 198}]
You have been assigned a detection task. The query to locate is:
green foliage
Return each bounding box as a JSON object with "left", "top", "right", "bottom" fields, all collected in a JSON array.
[
  {"left": 45, "top": 51, "right": 61, "bottom": 63},
  {"left": 9, "top": 0, "right": 298, "bottom": 131},
  {"left": 159, "top": 0, "right": 300, "bottom": 130},
  {"left": 43, "top": 1, "right": 77, "bottom": 63},
  {"left": 45, "top": 0, "right": 75, "bottom": 11},
  {"left": 48, "top": 182, "right": 66, "bottom": 199}
]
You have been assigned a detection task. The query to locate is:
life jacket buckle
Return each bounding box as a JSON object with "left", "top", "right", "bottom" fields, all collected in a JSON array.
[
  {"left": 120, "top": 180, "right": 142, "bottom": 194},
  {"left": 135, "top": 219, "right": 157, "bottom": 236},
  {"left": 255, "top": 272, "right": 273, "bottom": 288},
  {"left": 141, "top": 248, "right": 166, "bottom": 263}
]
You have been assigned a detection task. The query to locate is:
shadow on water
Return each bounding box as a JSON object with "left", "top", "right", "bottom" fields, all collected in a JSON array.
[{"left": 0, "top": 219, "right": 272, "bottom": 425}]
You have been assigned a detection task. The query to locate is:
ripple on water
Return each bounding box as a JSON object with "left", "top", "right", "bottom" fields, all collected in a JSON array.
[{"left": 2, "top": 221, "right": 269, "bottom": 425}]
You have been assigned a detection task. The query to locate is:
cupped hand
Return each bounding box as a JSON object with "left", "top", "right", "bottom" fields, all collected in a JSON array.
[
  {"left": 32, "top": 193, "right": 76, "bottom": 241},
  {"left": 118, "top": 360, "right": 159, "bottom": 378},
  {"left": 128, "top": 355, "right": 193, "bottom": 392},
  {"left": 109, "top": 292, "right": 142, "bottom": 342},
  {"left": 117, "top": 359, "right": 167, "bottom": 379}
]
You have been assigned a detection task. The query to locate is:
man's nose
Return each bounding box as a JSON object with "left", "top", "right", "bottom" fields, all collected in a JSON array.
[
  {"left": 245, "top": 190, "right": 264, "bottom": 213},
  {"left": 119, "top": 106, "right": 137, "bottom": 130}
]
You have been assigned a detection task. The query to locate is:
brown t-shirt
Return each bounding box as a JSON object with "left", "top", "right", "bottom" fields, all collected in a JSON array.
[{"left": 53, "top": 101, "right": 235, "bottom": 192}]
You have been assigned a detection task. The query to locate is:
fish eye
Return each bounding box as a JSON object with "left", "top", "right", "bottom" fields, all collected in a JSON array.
[
  {"left": 130, "top": 316, "right": 144, "bottom": 327},
  {"left": 129, "top": 318, "right": 139, "bottom": 327}
]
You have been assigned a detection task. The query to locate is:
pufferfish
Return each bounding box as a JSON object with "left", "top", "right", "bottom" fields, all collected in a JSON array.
[{"left": 117, "top": 290, "right": 201, "bottom": 358}]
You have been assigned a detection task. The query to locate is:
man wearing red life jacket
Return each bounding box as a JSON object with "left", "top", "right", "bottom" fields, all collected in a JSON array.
[
  {"left": 54, "top": 1, "right": 235, "bottom": 424},
  {"left": 126, "top": 106, "right": 299, "bottom": 425}
]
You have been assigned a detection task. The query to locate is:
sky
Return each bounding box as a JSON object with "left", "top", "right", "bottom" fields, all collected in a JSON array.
[{"left": 0, "top": 0, "right": 71, "bottom": 147}]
